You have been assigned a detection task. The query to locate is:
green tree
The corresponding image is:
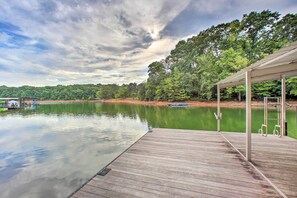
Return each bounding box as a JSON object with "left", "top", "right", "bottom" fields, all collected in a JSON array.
[
  {"left": 240, "top": 10, "right": 281, "bottom": 61},
  {"left": 287, "top": 77, "right": 297, "bottom": 96},
  {"left": 115, "top": 86, "right": 129, "bottom": 98}
]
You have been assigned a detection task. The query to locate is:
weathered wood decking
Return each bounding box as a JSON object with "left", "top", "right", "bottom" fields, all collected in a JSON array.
[
  {"left": 71, "top": 128, "right": 297, "bottom": 198},
  {"left": 222, "top": 132, "right": 297, "bottom": 197}
]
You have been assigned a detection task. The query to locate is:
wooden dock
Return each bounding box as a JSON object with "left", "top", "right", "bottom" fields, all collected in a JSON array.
[
  {"left": 70, "top": 128, "right": 297, "bottom": 198},
  {"left": 222, "top": 132, "right": 297, "bottom": 197}
]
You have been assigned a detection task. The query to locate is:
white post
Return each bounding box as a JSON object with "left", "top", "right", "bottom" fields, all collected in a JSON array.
[
  {"left": 281, "top": 76, "right": 286, "bottom": 136},
  {"left": 246, "top": 71, "right": 252, "bottom": 161},
  {"left": 217, "top": 83, "right": 221, "bottom": 132}
]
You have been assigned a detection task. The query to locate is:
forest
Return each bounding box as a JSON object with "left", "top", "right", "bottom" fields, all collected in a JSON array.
[{"left": 0, "top": 10, "right": 297, "bottom": 101}]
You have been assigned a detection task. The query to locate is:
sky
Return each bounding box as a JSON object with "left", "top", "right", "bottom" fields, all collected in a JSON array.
[{"left": 0, "top": 0, "right": 296, "bottom": 86}]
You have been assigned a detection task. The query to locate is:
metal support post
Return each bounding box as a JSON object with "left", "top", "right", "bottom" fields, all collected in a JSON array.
[
  {"left": 217, "top": 84, "right": 221, "bottom": 132},
  {"left": 281, "top": 76, "right": 286, "bottom": 136},
  {"left": 246, "top": 71, "right": 252, "bottom": 161}
]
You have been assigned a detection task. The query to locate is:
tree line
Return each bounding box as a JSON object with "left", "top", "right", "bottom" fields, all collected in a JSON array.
[
  {"left": 0, "top": 10, "right": 297, "bottom": 101},
  {"left": 141, "top": 10, "right": 297, "bottom": 101}
]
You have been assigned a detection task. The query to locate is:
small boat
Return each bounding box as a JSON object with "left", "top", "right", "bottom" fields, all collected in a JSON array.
[{"left": 168, "top": 103, "right": 188, "bottom": 107}]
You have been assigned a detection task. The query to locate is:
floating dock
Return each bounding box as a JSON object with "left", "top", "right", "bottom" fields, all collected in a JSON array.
[
  {"left": 0, "top": 97, "right": 37, "bottom": 110},
  {"left": 168, "top": 103, "right": 188, "bottom": 107},
  {"left": 70, "top": 128, "right": 297, "bottom": 198}
]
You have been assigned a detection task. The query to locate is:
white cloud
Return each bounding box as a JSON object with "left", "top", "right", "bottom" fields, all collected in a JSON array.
[
  {"left": 0, "top": 0, "right": 295, "bottom": 86},
  {"left": 0, "top": 0, "right": 192, "bottom": 86}
]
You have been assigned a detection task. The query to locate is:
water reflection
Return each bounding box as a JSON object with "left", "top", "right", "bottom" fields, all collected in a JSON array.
[
  {"left": 1, "top": 102, "right": 296, "bottom": 134},
  {"left": 0, "top": 108, "right": 147, "bottom": 198},
  {"left": 0, "top": 102, "right": 296, "bottom": 197}
]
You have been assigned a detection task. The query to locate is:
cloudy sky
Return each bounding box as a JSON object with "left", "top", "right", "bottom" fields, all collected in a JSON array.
[{"left": 0, "top": 0, "right": 296, "bottom": 86}]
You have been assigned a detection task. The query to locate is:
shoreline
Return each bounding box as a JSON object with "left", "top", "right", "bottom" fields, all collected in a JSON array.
[
  {"left": 38, "top": 98, "right": 297, "bottom": 109},
  {"left": 39, "top": 99, "right": 98, "bottom": 104}
]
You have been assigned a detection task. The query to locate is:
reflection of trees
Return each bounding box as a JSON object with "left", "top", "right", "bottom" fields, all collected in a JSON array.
[
  {"left": 0, "top": 103, "right": 220, "bottom": 130},
  {"left": 1, "top": 103, "right": 295, "bottom": 135}
]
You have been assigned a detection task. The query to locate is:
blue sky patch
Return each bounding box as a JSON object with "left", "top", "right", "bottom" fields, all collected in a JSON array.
[
  {"left": 0, "top": 21, "right": 21, "bottom": 33},
  {"left": 0, "top": 64, "right": 9, "bottom": 72}
]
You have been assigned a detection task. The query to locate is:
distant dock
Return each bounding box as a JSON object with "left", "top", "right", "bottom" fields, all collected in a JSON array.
[
  {"left": 0, "top": 97, "right": 37, "bottom": 110},
  {"left": 168, "top": 103, "right": 188, "bottom": 107},
  {"left": 70, "top": 128, "right": 297, "bottom": 197}
]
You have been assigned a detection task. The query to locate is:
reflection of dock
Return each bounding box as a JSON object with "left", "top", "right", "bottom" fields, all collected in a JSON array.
[{"left": 70, "top": 128, "right": 297, "bottom": 197}]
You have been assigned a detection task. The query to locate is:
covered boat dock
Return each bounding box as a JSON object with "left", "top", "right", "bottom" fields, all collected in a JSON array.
[
  {"left": 0, "top": 98, "right": 22, "bottom": 109},
  {"left": 70, "top": 42, "right": 297, "bottom": 197},
  {"left": 217, "top": 41, "right": 297, "bottom": 161}
]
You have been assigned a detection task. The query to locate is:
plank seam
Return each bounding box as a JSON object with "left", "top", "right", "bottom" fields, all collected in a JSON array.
[
  {"left": 99, "top": 174, "right": 220, "bottom": 197},
  {"left": 88, "top": 179, "right": 181, "bottom": 198},
  {"left": 220, "top": 132, "right": 288, "bottom": 198},
  {"left": 110, "top": 162, "right": 276, "bottom": 194},
  {"left": 109, "top": 167, "right": 272, "bottom": 197},
  {"left": 80, "top": 189, "right": 109, "bottom": 198},
  {"left": 83, "top": 185, "right": 140, "bottom": 198},
  {"left": 103, "top": 171, "right": 263, "bottom": 197}
]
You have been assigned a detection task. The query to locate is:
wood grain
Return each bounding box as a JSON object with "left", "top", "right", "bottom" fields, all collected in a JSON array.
[{"left": 71, "top": 128, "right": 293, "bottom": 198}]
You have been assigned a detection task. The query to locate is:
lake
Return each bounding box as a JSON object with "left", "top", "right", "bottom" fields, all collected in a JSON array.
[{"left": 0, "top": 102, "right": 296, "bottom": 197}]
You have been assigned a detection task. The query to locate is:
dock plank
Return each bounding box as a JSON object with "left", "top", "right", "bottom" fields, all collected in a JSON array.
[{"left": 70, "top": 128, "right": 287, "bottom": 198}]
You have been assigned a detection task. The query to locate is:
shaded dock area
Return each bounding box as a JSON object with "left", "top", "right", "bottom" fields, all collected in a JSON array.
[
  {"left": 223, "top": 132, "right": 297, "bottom": 197},
  {"left": 71, "top": 128, "right": 297, "bottom": 198}
]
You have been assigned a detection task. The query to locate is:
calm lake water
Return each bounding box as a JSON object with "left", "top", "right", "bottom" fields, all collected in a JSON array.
[{"left": 0, "top": 102, "right": 296, "bottom": 197}]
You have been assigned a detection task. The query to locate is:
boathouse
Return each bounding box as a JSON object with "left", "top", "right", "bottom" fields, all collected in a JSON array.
[
  {"left": 217, "top": 41, "right": 297, "bottom": 161},
  {"left": 70, "top": 42, "right": 297, "bottom": 198},
  {"left": 0, "top": 98, "right": 21, "bottom": 109}
]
